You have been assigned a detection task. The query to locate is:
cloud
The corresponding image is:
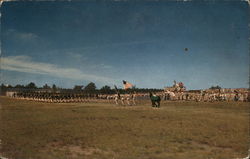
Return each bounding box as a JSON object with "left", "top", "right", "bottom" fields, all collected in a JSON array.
[
  {"left": 0, "top": 55, "right": 117, "bottom": 85},
  {"left": 66, "top": 52, "right": 88, "bottom": 61},
  {"left": 51, "top": 39, "right": 159, "bottom": 54},
  {"left": 65, "top": 52, "right": 114, "bottom": 70},
  {"left": 4, "top": 29, "right": 38, "bottom": 41},
  {"left": 18, "top": 32, "right": 38, "bottom": 40}
]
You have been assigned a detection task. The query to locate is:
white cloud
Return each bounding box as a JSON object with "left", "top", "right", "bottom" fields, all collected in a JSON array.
[
  {"left": 4, "top": 29, "right": 38, "bottom": 41},
  {"left": 66, "top": 52, "right": 88, "bottom": 61},
  {"left": 0, "top": 55, "right": 117, "bottom": 85},
  {"left": 18, "top": 32, "right": 38, "bottom": 40},
  {"left": 65, "top": 52, "right": 114, "bottom": 70}
]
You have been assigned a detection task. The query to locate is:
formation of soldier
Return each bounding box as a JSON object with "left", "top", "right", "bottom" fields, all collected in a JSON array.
[
  {"left": 5, "top": 80, "right": 249, "bottom": 103},
  {"left": 162, "top": 90, "right": 249, "bottom": 102},
  {"left": 10, "top": 92, "right": 99, "bottom": 103},
  {"left": 6, "top": 90, "right": 249, "bottom": 103}
]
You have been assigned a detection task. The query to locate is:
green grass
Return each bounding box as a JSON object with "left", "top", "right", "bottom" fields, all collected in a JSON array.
[{"left": 0, "top": 97, "right": 249, "bottom": 159}]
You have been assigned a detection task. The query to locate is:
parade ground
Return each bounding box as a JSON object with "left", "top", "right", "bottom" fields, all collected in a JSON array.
[{"left": 0, "top": 97, "right": 249, "bottom": 159}]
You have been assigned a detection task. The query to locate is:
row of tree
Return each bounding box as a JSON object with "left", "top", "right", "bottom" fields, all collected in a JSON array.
[{"left": 0, "top": 82, "right": 163, "bottom": 95}]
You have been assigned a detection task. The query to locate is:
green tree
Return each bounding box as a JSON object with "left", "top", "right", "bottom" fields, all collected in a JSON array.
[
  {"left": 73, "top": 85, "right": 83, "bottom": 92},
  {"left": 210, "top": 85, "right": 221, "bottom": 90},
  {"left": 0, "top": 84, "right": 7, "bottom": 95},
  {"left": 6, "top": 84, "right": 13, "bottom": 88},
  {"left": 100, "top": 85, "right": 112, "bottom": 94},
  {"left": 52, "top": 84, "right": 57, "bottom": 92},
  {"left": 15, "top": 84, "right": 25, "bottom": 88},
  {"left": 43, "top": 84, "right": 51, "bottom": 89},
  {"left": 26, "top": 82, "right": 37, "bottom": 89},
  {"left": 84, "top": 82, "right": 96, "bottom": 93}
]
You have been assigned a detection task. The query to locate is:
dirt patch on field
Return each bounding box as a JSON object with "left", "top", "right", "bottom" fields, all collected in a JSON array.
[
  {"left": 68, "top": 146, "right": 103, "bottom": 156},
  {"left": 41, "top": 141, "right": 115, "bottom": 158},
  {"left": 189, "top": 140, "right": 232, "bottom": 152}
]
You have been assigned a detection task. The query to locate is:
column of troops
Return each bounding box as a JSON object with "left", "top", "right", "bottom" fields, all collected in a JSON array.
[
  {"left": 161, "top": 90, "right": 249, "bottom": 102},
  {"left": 5, "top": 90, "right": 250, "bottom": 103},
  {"left": 8, "top": 92, "right": 101, "bottom": 103}
]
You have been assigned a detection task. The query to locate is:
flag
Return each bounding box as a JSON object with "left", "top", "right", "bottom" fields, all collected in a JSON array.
[
  {"left": 179, "top": 82, "right": 184, "bottom": 88},
  {"left": 123, "top": 80, "right": 133, "bottom": 90}
]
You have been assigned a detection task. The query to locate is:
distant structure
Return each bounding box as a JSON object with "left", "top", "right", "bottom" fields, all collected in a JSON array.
[{"left": 164, "top": 80, "right": 186, "bottom": 92}]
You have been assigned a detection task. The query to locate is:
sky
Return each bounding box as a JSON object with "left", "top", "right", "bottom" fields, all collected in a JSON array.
[{"left": 0, "top": 1, "right": 249, "bottom": 89}]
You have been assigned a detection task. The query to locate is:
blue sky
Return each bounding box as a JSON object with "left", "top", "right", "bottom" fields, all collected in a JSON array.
[{"left": 0, "top": 1, "right": 249, "bottom": 89}]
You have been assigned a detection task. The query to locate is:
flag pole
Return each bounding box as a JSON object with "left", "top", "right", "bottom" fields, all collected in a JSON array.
[{"left": 114, "top": 85, "right": 120, "bottom": 99}]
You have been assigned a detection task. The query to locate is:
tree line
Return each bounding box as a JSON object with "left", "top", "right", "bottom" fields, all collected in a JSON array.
[{"left": 0, "top": 82, "right": 163, "bottom": 95}]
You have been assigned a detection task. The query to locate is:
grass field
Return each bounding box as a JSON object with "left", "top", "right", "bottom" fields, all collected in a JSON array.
[{"left": 0, "top": 96, "right": 249, "bottom": 159}]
